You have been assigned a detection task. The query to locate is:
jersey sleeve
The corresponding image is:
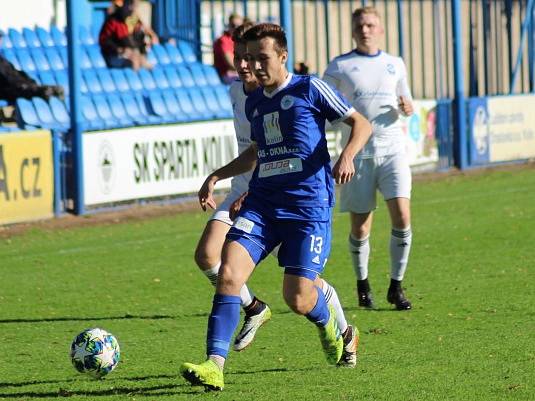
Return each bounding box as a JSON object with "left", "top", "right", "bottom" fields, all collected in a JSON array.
[
  {"left": 396, "top": 58, "right": 413, "bottom": 101},
  {"left": 309, "top": 77, "right": 355, "bottom": 124}
]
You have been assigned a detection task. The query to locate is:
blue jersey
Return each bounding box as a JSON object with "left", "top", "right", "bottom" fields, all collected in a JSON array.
[{"left": 244, "top": 74, "right": 355, "bottom": 221}]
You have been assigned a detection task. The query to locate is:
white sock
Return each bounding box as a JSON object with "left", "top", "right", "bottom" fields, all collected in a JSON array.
[
  {"left": 203, "top": 263, "right": 254, "bottom": 308},
  {"left": 321, "top": 279, "right": 348, "bottom": 334},
  {"left": 208, "top": 354, "right": 225, "bottom": 371},
  {"left": 348, "top": 233, "right": 370, "bottom": 281},
  {"left": 390, "top": 227, "right": 412, "bottom": 281}
]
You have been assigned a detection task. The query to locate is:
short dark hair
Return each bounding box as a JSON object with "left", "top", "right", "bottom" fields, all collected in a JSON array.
[
  {"left": 242, "top": 23, "right": 287, "bottom": 55},
  {"left": 232, "top": 22, "right": 255, "bottom": 44}
]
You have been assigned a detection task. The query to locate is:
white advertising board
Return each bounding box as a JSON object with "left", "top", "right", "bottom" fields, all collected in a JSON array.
[{"left": 83, "top": 121, "right": 237, "bottom": 206}]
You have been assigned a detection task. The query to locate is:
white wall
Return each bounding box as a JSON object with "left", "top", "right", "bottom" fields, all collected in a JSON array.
[{"left": 0, "top": 0, "right": 66, "bottom": 31}]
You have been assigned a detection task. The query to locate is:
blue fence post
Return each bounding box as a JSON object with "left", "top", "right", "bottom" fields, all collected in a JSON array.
[
  {"left": 397, "top": 0, "right": 405, "bottom": 59},
  {"left": 280, "top": 0, "right": 294, "bottom": 74},
  {"left": 66, "top": 0, "right": 85, "bottom": 214},
  {"left": 52, "top": 130, "right": 61, "bottom": 216},
  {"left": 451, "top": 0, "right": 468, "bottom": 169}
]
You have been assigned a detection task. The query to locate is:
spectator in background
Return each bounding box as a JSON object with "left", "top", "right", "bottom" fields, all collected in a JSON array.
[
  {"left": 99, "top": 0, "right": 153, "bottom": 70},
  {"left": 294, "top": 61, "right": 310, "bottom": 75},
  {"left": 107, "top": 0, "right": 159, "bottom": 46},
  {"left": 0, "top": 32, "right": 63, "bottom": 102},
  {"left": 213, "top": 13, "right": 243, "bottom": 83}
]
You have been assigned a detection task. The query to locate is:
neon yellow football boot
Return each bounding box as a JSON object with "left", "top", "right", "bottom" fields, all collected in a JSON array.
[
  {"left": 318, "top": 305, "right": 343, "bottom": 365},
  {"left": 180, "top": 359, "right": 224, "bottom": 391}
]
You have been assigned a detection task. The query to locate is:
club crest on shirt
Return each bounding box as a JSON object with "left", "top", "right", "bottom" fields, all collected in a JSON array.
[
  {"left": 386, "top": 63, "right": 395, "bottom": 75},
  {"left": 280, "top": 95, "right": 295, "bottom": 110}
]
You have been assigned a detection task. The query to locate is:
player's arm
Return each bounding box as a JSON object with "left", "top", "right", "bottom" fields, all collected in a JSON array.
[
  {"left": 332, "top": 111, "right": 372, "bottom": 184},
  {"left": 397, "top": 61, "right": 414, "bottom": 116},
  {"left": 197, "top": 143, "right": 257, "bottom": 211}
]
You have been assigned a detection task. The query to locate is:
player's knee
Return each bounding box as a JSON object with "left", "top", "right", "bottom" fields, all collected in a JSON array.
[
  {"left": 283, "top": 292, "right": 313, "bottom": 315},
  {"left": 194, "top": 244, "right": 218, "bottom": 270},
  {"left": 216, "top": 265, "right": 241, "bottom": 292}
]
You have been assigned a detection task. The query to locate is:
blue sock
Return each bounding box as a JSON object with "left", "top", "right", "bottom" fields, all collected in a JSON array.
[
  {"left": 305, "top": 286, "right": 330, "bottom": 327},
  {"left": 206, "top": 294, "right": 241, "bottom": 358}
]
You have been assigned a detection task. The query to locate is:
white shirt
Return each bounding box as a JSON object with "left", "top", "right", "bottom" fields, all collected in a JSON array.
[
  {"left": 229, "top": 80, "right": 254, "bottom": 191},
  {"left": 323, "top": 50, "right": 412, "bottom": 158}
]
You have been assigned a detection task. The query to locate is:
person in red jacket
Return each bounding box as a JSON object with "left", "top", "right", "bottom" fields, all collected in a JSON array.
[
  {"left": 213, "top": 13, "right": 243, "bottom": 83},
  {"left": 99, "top": 0, "right": 152, "bottom": 70}
]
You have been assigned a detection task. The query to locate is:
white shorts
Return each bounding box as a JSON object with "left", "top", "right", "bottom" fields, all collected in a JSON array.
[
  {"left": 339, "top": 153, "right": 411, "bottom": 214},
  {"left": 209, "top": 186, "right": 247, "bottom": 226}
]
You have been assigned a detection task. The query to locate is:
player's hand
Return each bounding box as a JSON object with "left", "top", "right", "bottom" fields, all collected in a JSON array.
[
  {"left": 398, "top": 96, "right": 414, "bottom": 116},
  {"left": 197, "top": 175, "right": 218, "bottom": 211},
  {"left": 332, "top": 153, "right": 355, "bottom": 185},
  {"left": 229, "top": 191, "right": 248, "bottom": 221}
]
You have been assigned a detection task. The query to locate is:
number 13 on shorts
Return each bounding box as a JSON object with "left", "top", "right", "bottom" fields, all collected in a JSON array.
[{"left": 310, "top": 235, "right": 323, "bottom": 254}]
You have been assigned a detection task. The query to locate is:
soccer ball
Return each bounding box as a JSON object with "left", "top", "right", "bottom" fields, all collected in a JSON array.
[{"left": 70, "top": 328, "right": 120, "bottom": 379}]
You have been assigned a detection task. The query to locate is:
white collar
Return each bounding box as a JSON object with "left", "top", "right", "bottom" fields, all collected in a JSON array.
[{"left": 263, "top": 73, "right": 293, "bottom": 98}]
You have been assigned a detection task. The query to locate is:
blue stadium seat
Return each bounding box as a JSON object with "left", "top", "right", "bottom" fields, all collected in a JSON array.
[
  {"left": 119, "top": 93, "right": 161, "bottom": 125},
  {"left": 54, "top": 70, "right": 87, "bottom": 95},
  {"left": 15, "top": 98, "right": 39, "bottom": 129},
  {"left": 85, "top": 45, "right": 106, "bottom": 69},
  {"left": 147, "top": 50, "right": 157, "bottom": 67},
  {"left": 49, "top": 97, "right": 70, "bottom": 127},
  {"left": 22, "top": 28, "right": 41, "bottom": 48},
  {"left": 53, "top": 70, "right": 69, "bottom": 95},
  {"left": 188, "top": 64, "right": 208, "bottom": 86},
  {"left": 80, "top": 47, "right": 92, "bottom": 69},
  {"left": 174, "top": 88, "right": 203, "bottom": 121},
  {"left": 32, "top": 97, "right": 66, "bottom": 129},
  {"left": 187, "top": 88, "right": 213, "bottom": 119},
  {"left": 161, "top": 89, "right": 187, "bottom": 122},
  {"left": 38, "top": 70, "right": 56, "bottom": 86},
  {"left": 50, "top": 26, "right": 67, "bottom": 46},
  {"left": 162, "top": 66, "right": 182, "bottom": 88},
  {"left": 164, "top": 43, "right": 183, "bottom": 64},
  {"left": 105, "top": 94, "right": 136, "bottom": 127},
  {"left": 151, "top": 44, "right": 170, "bottom": 65},
  {"left": 44, "top": 47, "right": 64, "bottom": 70},
  {"left": 96, "top": 69, "right": 117, "bottom": 93},
  {"left": 31, "top": 48, "right": 51, "bottom": 72},
  {"left": 124, "top": 68, "right": 144, "bottom": 92},
  {"left": 2, "top": 49, "right": 21, "bottom": 70},
  {"left": 92, "top": 94, "right": 127, "bottom": 128},
  {"left": 132, "top": 93, "right": 164, "bottom": 124},
  {"left": 14, "top": 49, "right": 37, "bottom": 72},
  {"left": 78, "top": 25, "right": 95, "bottom": 45},
  {"left": 8, "top": 28, "right": 26, "bottom": 48},
  {"left": 57, "top": 46, "right": 67, "bottom": 66},
  {"left": 0, "top": 29, "right": 13, "bottom": 49},
  {"left": 214, "top": 85, "right": 233, "bottom": 114},
  {"left": 201, "top": 87, "right": 231, "bottom": 119},
  {"left": 36, "top": 27, "right": 54, "bottom": 47},
  {"left": 80, "top": 96, "right": 106, "bottom": 130},
  {"left": 109, "top": 69, "right": 131, "bottom": 92},
  {"left": 147, "top": 91, "right": 176, "bottom": 123},
  {"left": 151, "top": 68, "right": 170, "bottom": 90},
  {"left": 177, "top": 40, "right": 197, "bottom": 63},
  {"left": 138, "top": 68, "right": 157, "bottom": 91},
  {"left": 26, "top": 70, "right": 39, "bottom": 83},
  {"left": 176, "top": 65, "right": 195, "bottom": 87},
  {"left": 82, "top": 70, "right": 103, "bottom": 94},
  {"left": 202, "top": 65, "right": 222, "bottom": 86}
]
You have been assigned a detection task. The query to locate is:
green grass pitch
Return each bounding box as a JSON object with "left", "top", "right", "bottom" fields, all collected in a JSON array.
[{"left": 0, "top": 167, "right": 534, "bottom": 400}]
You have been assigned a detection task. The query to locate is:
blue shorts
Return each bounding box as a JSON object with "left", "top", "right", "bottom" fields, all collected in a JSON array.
[{"left": 226, "top": 208, "right": 332, "bottom": 280}]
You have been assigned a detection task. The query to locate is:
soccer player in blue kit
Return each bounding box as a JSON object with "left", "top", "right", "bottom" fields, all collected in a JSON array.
[{"left": 180, "top": 23, "right": 372, "bottom": 391}]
